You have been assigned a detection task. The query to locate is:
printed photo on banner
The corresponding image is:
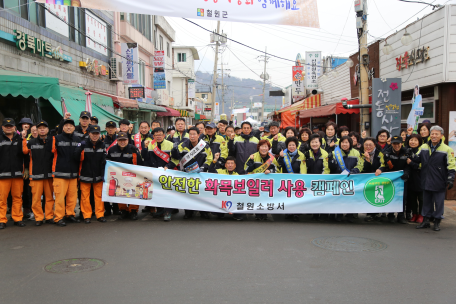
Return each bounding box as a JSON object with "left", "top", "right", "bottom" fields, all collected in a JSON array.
[
  {"left": 449, "top": 111, "right": 456, "bottom": 151},
  {"left": 106, "top": 165, "right": 153, "bottom": 201}
]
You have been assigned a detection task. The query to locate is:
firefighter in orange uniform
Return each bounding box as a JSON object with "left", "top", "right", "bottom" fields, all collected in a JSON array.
[
  {"left": 74, "top": 125, "right": 107, "bottom": 224},
  {"left": 0, "top": 118, "right": 29, "bottom": 229},
  {"left": 22, "top": 121, "right": 55, "bottom": 226},
  {"left": 51, "top": 118, "right": 81, "bottom": 227}
]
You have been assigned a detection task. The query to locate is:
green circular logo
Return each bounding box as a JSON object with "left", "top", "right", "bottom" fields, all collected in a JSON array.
[{"left": 363, "top": 177, "right": 395, "bottom": 207}]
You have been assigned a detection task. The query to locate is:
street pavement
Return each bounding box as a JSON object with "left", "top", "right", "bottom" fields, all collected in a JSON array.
[{"left": 1, "top": 206, "right": 456, "bottom": 304}]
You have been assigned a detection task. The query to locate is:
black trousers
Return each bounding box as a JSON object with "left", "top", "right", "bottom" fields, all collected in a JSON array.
[
  {"left": 407, "top": 188, "right": 423, "bottom": 215},
  {"left": 422, "top": 190, "right": 445, "bottom": 219},
  {"left": 22, "top": 178, "right": 32, "bottom": 211}
]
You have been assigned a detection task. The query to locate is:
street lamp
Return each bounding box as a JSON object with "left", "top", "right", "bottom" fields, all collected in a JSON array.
[
  {"left": 401, "top": 29, "right": 413, "bottom": 46},
  {"left": 382, "top": 40, "right": 393, "bottom": 55},
  {"left": 346, "top": 58, "right": 354, "bottom": 68}
]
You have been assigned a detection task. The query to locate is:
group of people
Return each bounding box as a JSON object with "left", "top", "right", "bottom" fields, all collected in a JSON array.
[{"left": 0, "top": 111, "right": 454, "bottom": 231}]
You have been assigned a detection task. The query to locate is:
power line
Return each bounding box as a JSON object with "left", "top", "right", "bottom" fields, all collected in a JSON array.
[
  {"left": 333, "top": 0, "right": 353, "bottom": 54},
  {"left": 371, "top": 0, "right": 393, "bottom": 30}
]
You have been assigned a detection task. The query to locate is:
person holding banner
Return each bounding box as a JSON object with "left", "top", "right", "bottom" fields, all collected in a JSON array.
[
  {"left": 361, "top": 137, "right": 387, "bottom": 222},
  {"left": 245, "top": 139, "right": 281, "bottom": 221},
  {"left": 304, "top": 134, "right": 330, "bottom": 221},
  {"left": 406, "top": 134, "right": 424, "bottom": 223},
  {"left": 106, "top": 132, "right": 143, "bottom": 221},
  {"left": 144, "top": 127, "right": 177, "bottom": 222},
  {"left": 278, "top": 137, "right": 307, "bottom": 222},
  {"left": 204, "top": 122, "right": 228, "bottom": 169},
  {"left": 328, "top": 136, "right": 364, "bottom": 222},
  {"left": 74, "top": 125, "right": 107, "bottom": 224},
  {"left": 103, "top": 121, "right": 120, "bottom": 216},
  {"left": 322, "top": 122, "right": 340, "bottom": 154},
  {"left": 51, "top": 118, "right": 82, "bottom": 227},
  {"left": 176, "top": 127, "right": 213, "bottom": 219},
  {"left": 413, "top": 126, "right": 456, "bottom": 231},
  {"left": 22, "top": 121, "right": 55, "bottom": 226},
  {"left": 383, "top": 136, "right": 411, "bottom": 224},
  {"left": 229, "top": 121, "right": 260, "bottom": 175}
]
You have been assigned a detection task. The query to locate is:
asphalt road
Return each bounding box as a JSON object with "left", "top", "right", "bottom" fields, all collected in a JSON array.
[{"left": 1, "top": 207, "right": 456, "bottom": 304}]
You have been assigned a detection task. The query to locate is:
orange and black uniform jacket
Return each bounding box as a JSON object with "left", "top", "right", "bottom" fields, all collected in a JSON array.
[
  {"left": 103, "top": 133, "right": 117, "bottom": 150},
  {"left": 0, "top": 131, "right": 28, "bottom": 179},
  {"left": 22, "top": 136, "right": 53, "bottom": 180},
  {"left": 106, "top": 144, "right": 142, "bottom": 166},
  {"left": 74, "top": 139, "right": 106, "bottom": 183},
  {"left": 50, "top": 132, "right": 81, "bottom": 179}
]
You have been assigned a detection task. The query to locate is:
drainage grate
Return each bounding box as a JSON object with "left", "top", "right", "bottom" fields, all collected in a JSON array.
[
  {"left": 44, "top": 258, "right": 105, "bottom": 273},
  {"left": 311, "top": 236, "right": 387, "bottom": 252}
]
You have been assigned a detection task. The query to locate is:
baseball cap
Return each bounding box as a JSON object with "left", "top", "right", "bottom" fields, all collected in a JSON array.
[
  {"left": 80, "top": 111, "right": 91, "bottom": 119},
  {"left": 106, "top": 121, "right": 117, "bottom": 128},
  {"left": 89, "top": 125, "right": 101, "bottom": 133},
  {"left": 2, "top": 118, "right": 15, "bottom": 126},
  {"left": 36, "top": 121, "right": 48, "bottom": 128},
  {"left": 117, "top": 132, "right": 129, "bottom": 140},
  {"left": 167, "top": 125, "right": 175, "bottom": 131},
  {"left": 391, "top": 135, "right": 402, "bottom": 143},
  {"left": 263, "top": 126, "right": 270, "bottom": 133},
  {"left": 205, "top": 122, "right": 216, "bottom": 129},
  {"left": 91, "top": 116, "right": 99, "bottom": 123},
  {"left": 119, "top": 119, "right": 130, "bottom": 126},
  {"left": 63, "top": 118, "right": 75, "bottom": 126},
  {"left": 312, "top": 125, "right": 319, "bottom": 130}
]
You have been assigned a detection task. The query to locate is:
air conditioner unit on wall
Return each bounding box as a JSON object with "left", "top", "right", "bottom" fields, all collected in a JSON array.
[{"left": 109, "top": 57, "right": 123, "bottom": 81}]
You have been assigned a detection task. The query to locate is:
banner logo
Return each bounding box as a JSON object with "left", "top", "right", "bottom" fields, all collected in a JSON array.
[
  {"left": 363, "top": 177, "right": 395, "bottom": 207},
  {"left": 222, "top": 201, "right": 232, "bottom": 210}
]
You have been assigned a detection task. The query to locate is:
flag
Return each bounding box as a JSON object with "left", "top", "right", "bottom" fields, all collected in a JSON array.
[
  {"left": 85, "top": 91, "right": 93, "bottom": 115},
  {"left": 61, "top": 98, "right": 68, "bottom": 116}
]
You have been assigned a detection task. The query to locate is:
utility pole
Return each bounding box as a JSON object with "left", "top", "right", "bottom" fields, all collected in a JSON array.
[
  {"left": 210, "top": 21, "right": 220, "bottom": 121},
  {"left": 357, "top": 0, "right": 370, "bottom": 136},
  {"left": 221, "top": 55, "right": 224, "bottom": 115},
  {"left": 258, "top": 47, "right": 269, "bottom": 123}
]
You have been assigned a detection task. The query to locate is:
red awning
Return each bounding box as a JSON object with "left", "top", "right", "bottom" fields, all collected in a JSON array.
[
  {"left": 299, "top": 98, "right": 372, "bottom": 118},
  {"left": 156, "top": 106, "right": 180, "bottom": 117},
  {"left": 90, "top": 91, "right": 139, "bottom": 109}
]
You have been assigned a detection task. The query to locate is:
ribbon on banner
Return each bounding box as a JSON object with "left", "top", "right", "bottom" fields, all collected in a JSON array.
[
  {"left": 251, "top": 153, "right": 275, "bottom": 174},
  {"left": 102, "top": 160, "right": 405, "bottom": 214},
  {"left": 150, "top": 140, "right": 170, "bottom": 163},
  {"left": 134, "top": 132, "right": 142, "bottom": 149},
  {"left": 106, "top": 140, "right": 117, "bottom": 152}
]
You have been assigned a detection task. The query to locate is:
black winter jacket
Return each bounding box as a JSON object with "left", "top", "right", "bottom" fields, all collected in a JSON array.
[
  {"left": 0, "top": 131, "right": 28, "bottom": 179},
  {"left": 51, "top": 132, "right": 81, "bottom": 179},
  {"left": 74, "top": 140, "right": 106, "bottom": 183},
  {"left": 23, "top": 136, "right": 53, "bottom": 180}
]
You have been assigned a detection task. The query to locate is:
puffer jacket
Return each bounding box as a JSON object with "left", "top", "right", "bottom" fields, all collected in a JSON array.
[
  {"left": 74, "top": 139, "right": 106, "bottom": 183},
  {"left": 229, "top": 133, "right": 260, "bottom": 175},
  {"left": 23, "top": 136, "right": 53, "bottom": 180},
  {"left": 51, "top": 132, "right": 81, "bottom": 179},
  {"left": 305, "top": 148, "right": 330, "bottom": 174},
  {"left": 245, "top": 152, "right": 281, "bottom": 174},
  {"left": 361, "top": 149, "right": 386, "bottom": 173},
  {"left": 0, "top": 131, "right": 28, "bottom": 179},
  {"left": 177, "top": 140, "right": 213, "bottom": 172},
  {"left": 329, "top": 148, "right": 364, "bottom": 174},
  {"left": 277, "top": 150, "right": 306, "bottom": 174}
]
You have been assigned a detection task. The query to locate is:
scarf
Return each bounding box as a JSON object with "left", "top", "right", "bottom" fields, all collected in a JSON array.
[
  {"left": 287, "top": 149, "right": 298, "bottom": 157},
  {"left": 368, "top": 148, "right": 376, "bottom": 163}
]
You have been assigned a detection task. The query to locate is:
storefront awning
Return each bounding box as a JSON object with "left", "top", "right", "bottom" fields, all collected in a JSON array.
[
  {"left": 90, "top": 91, "right": 139, "bottom": 109},
  {"left": 48, "top": 86, "right": 125, "bottom": 132},
  {"left": 156, "top": 106, "right": 181, "bottom": 117},
  {"left": 276, "top": 94, "right": 321, "bottom": 114},
  {"left": 0, "top": 70, "right": 61, "bottom": 101},
  {"left": 137, "top": 102, "right": 167, "bottom": 112},
  {"left": 195, "top": 114, "right": 200, "bottom": 120},
  {"left": 299, "top": 98, "right": 372, "bottom": 118}
]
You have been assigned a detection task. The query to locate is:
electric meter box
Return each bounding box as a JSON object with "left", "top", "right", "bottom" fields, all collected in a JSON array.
[{"left": 354, "top": 0, "right": 364, "bottom": 12}]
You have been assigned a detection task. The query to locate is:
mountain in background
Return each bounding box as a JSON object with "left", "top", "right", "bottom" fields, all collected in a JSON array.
[{"left": 195, "top": 71, "right": 284, "bottom": 114}]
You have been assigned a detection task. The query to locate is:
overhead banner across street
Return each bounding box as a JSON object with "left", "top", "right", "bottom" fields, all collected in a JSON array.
[
  {"left": 102, "top": 161, "right": 404, "bottom": 214},
  {"left": 39, "top": 0, "right": 320, "bottom": 27}
]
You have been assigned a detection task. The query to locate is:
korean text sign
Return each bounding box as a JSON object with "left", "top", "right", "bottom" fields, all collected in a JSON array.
[
  {"left": 102, "top": 161, "right": 404, "bottom": 214},
  {"left": 371, "top": 78, "right": 402, "bottom": 137},
  {"left": 305, "top": 51, "right": 321, "bottom": 90},
  {"left": 121, "top": 43, "right": 139, "bottom": 85},
  {"left": 292, "top": 66, "right": 305, "bottom": 100},
  {"left": 39, "top": 0, "right": 320, "bottom": 28}
]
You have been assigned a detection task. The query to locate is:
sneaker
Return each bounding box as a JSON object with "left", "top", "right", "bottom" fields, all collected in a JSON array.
[{"left": 164, "top": 213, "right": 171, "bottom": 222}]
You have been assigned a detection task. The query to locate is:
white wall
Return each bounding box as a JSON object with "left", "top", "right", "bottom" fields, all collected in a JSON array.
[
  {"left": 156, "top": 20, "right": 174, "bottom": 106},
  {"left": 379, "top": 6, "right": 446, "bottom": 91},
  {"left": 445, "top": 5, "right": 456, "bottom": 81},
  {"left": 317, "top": 62, "right": 351, "bottom": 105}
]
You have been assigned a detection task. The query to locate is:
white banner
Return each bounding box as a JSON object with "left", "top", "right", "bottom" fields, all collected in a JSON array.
[
  {"left": 292, "top": 66, "right": 305, "bottom": 100},
  {"left": 188, "top": 79, "right": 195, "bottom": 99},
  {"left": 86, "top": 11, "right": 108, "bottom": 56},
  {"left": 253, "top": 102, "right": 262, "bottom": 108},
  {"left": 39, "top": 0, "right": 320, "bottom": 27},
  {"left": 45, "top": 4, "right": 69, "bottom": 38},
  {"left": 102, "top": 161, "right": 404, "bottom": 214},
  {"left": 153, "top": 50, "right": 166, "bottom": 90},
  {"left": 121, "top": 43, "right": 139, "bottom": 85},
  {"left": 305, "top": 51, "right": 322, "bottom": 90}
]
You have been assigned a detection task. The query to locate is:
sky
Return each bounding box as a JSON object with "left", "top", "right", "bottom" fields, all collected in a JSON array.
[{"left": 165, "top": 0, "right": 455, "bottom": 88}]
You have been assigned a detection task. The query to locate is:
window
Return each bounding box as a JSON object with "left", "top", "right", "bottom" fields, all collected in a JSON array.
[
  {"left": 178, "top": 53, "right": 186, "bottom": 62},
  {"left": 202, "top": 94, "right": 208, "bottom": 99},
  {"left": 167, "top": 42, "right": 170, "bottom": 58},
  {"left": 401, "top": 97, "right": 435, "bottom": 124},
  {"left": 4, "top": 0, "right": 32, "bottom": 20},
  {"left": 159, "top": 35, "right": 163, "bottom": 51},
  {"left": 127, "top": 13, "right": 152, "bottom": 42}
]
